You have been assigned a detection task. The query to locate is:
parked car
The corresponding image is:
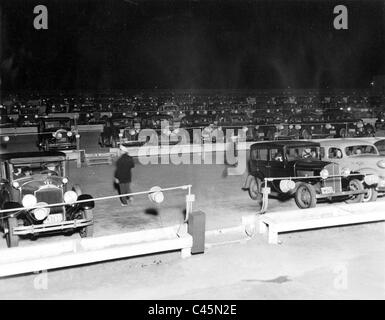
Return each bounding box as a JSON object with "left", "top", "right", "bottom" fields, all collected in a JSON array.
[
  {"left": 242, "top": 140, "right": 376, "bottom": 209},
  {"left": 0, "top": 151, "right": 94, "bottom": 247},
  {"left": 99, "top": 116, "right": 144, "bottom": 147},
  {"left": 37, "top": 117, "right": 78, "bottom": 151},
  {"left": 319, "top": 139, "right": 385, "bottom": 201}
]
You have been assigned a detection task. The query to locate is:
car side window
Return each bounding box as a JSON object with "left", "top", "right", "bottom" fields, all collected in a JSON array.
[
  {"left": 252, "top": 148, "right": 268, "bottom": 161},
  {"left": 320, "top": 147, "right": 325, "bottom": 159},
  {"left": 270, "top": 148, "right": 283, "bottom": 162},
  {"left": 328, "top": 147, "right": 343, "bottom": 159}
]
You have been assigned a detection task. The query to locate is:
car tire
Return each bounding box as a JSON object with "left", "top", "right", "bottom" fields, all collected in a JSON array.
[
  {"left": 302, "top": 129, "right": 312, "bottom": 140},
  {"left": 266, "top": 130, "right": 275, "bottom": 141},
  {"left": 248, "top": 177, "right": 262, "bottom": 201},
  {"left": 79, "top": 209, "right": 94, "bottom": 238},
  {"left": 294, "top": 183, "right": 317, "bottom": 209},
  {"left": 363, "top": 187, "right": 378, "bottom": 202},
  {"left": 339, "top": 128, "right": 347, "bottom": 138},
  {"left": 6, "top": 217, "right": 19, "bottom": 248},
  {"left": 346, "top": 179, "right": 365, "bottom": 203}
]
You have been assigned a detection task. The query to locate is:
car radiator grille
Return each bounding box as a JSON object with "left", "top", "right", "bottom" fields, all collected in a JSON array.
[
  {"left": 35, "top": 187, "right": 63, "bottom": 214},
  {"left": 323, "top": 163, "right": 342, "bottom": 193}
]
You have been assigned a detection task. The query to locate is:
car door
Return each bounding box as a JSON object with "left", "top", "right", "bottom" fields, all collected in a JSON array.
[{"left": 268, "top": 147, "right": 286, "bottom": 190}]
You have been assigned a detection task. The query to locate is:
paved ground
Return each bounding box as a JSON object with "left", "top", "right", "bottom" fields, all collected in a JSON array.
[
  {"left": 0, "top": 221, "right": 384, "bottom": 299},
  {"left": 1, "top": 132, "right": 385, "bottom": 299}
]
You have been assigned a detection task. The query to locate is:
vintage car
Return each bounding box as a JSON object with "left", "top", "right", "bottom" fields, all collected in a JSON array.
[
  {"left": 323, "top": 110, "right": 375, "bottom": 138},
  {"left": 252, "top": 112, "right": 299, "bottom": 141},
  {"left": 0, "top": 151, "right": 94, "bottom": 247},
  {"left": 37, "top": 117, "right": 78, "bottom": 151},
  {"left": 180, "top": 112, "right": 215, "bottom": 143},
  {"left": 319, "top": 139, "right": 385, "bottom": 201},
  {"left": 99, "top": 116, "right": 142, "bottom": 147},
  {"left": 296, "top": 113, "right": 335, "bottom": 139},
  {"left": 242, "top": 140, "right": 375, "bottom": 209},
  {"left": 215, "top": 112, "right": 254, "bottom": 141}
]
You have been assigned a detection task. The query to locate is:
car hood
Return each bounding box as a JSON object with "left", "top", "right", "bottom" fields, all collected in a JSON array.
[{"left": 16, "top": 175, "right": 64, "bottom": 193}]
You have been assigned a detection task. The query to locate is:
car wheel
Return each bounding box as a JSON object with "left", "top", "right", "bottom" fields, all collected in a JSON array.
[
  {"left": 294, "top": 183, "right": 317, "bottom": 209},
  {"left": 266, "top": 130, "right": 275, "bottom": 141},
  {"left": 339, "top": 128, "right": 347, "bottom": 137},
  {"left": 363, "top": 187, "right": 378, "bottom": 202},
  {"left": 345, "top": 179, "right": 365, "bottom": 203},
  {"left": 302, "top": 129, "right": 312, "bottom": 140},
  {"left": 248, "top": 177, "right": 262, "bottom": 201},
  {"left": 6, "top": 217, "right": 19, "bottom": 248},
  {"left": 79, "top": 209, "right": 94, "bottom": 238}
]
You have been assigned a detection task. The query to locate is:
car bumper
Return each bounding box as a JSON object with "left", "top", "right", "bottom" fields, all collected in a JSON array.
[
  {"left": 48, "top": 143, "right": 77, "bottom": 150},
  {"left": 316, "top": 189, "right": 367, "bottom": 199},
  {"left": 12, "top": 218, "right": 92, "bottom": 235}
]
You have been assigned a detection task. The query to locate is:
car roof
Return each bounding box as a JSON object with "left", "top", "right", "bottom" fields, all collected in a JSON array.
[
  {"left": 250, "top": 140, "right": 320, "bottom": 149},
  {"left": 319, "top": 138, "right": 376, "bottom": 148},
  {"left": 41, "top": 117, "right": 71, "bottom": 121},
  {"left": 0, "top": 151, "right": 67, "bottom": 163}
]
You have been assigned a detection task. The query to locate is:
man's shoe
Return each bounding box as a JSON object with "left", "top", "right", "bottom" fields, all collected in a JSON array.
[{"left": 121, "top": 203, "right": 128, "bottom": 207}]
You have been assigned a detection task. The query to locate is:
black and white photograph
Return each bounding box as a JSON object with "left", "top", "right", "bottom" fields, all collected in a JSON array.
[{"left": 0, "top": 0, "right": 385, "bottom": 302}]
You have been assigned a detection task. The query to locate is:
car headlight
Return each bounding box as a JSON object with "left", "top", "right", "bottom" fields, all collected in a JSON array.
[
  {"left": 62, "top": 177, "right": 68, "bottom": 184},
  {"left": 75, "top": 134, "right": 80, "bottom": 139},
  {"left": 295, "top": 124, "right": 301, "bottom": 130},
  {"left": 341, "top": 167, "right": 351, "bottom": 177},
  {"left": 289, "top": 125, "right": 293, "bottom": 129},
  {"left": 12, "top": 181, "right": 20, "bottom": 189},
  {"left": 377, "top": 160, "right": 385, "bottom": 168},
  {"left": 22, "top": 194, "right": 37, "bottom": 208},
  {"left": 67, "top": 131, "right": 73, "bottom": 137},
  {"left": 64, "top": 190, "right": 78, "bottom": 204},
  {"left": 364, "top": 174, "right": 379, "bottom": 186},
  {"left": 242, "top": 126, "right": 248, "bottom": 132},
  {"left": 279, "top": 180, "right": 296, "bottom": 193},
  {"left": 129, "top": 129, "right": 136, "bottom": 136},
  {"left": 118, "top": 132, "right": 124, "bottom": 138},
  {"left": 277, "top": 125, "right": 284, "bottom": 130},
  {"left": 311, "top": 126, "right": 315, "bottom": 130},
  {"left": 56, "top": 132, "right": 62, "bottom": 139},
  {"left": 320, "top": 169, "right": 329, "bottom": 179},
  {"left": 357, "top": 122, "right": 363, "bottom": 128},
  {"left": 148, "top": 186, "right": 164, "bottom": 204},
  {"left": 3, "top": 136, "right": 10, "bottom": 142},
  {"left": 33, "top": 202, "right": 50, "bottom": 220}
]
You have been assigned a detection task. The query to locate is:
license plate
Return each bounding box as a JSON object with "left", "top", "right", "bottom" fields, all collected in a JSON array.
[
  {"left": 44, "top": 214, "right": 63, "bottom": 224},
  {"left": 330, "top": 130, "right": 336, "bottom": 134},
  {"left": 348, "top": 129, "right": 356, "bottom": 132},
  {"left": 258, "top": 133, "right": 265, "bottom": 136},
  {"left": 321, "top": 186, "right": 334, "bottom": 194}
]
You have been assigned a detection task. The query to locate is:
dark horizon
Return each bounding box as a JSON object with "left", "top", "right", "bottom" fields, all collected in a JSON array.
[{"left": 1, "top": 0, "right": 385, "bottom": 92}]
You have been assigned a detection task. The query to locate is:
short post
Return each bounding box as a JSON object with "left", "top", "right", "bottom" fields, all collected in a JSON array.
[{"left": 75, "top": 133, "right": 81, "bottom": 168}]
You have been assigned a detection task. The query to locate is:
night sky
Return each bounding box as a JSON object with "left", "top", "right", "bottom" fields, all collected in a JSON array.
[{"left": 1, "top": 0, "right": 385, "bottom": 91}]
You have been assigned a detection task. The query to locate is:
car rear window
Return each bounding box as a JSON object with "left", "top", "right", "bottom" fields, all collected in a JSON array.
[{"left": 345, "top": 145, "right": 377, "bottom": 156}]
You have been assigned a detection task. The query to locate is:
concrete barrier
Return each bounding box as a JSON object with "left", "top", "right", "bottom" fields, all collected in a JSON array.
[
  {"left": 0, "top": 224, "right": 192, "bottom": 277},
  {"left": 0, "top": 127, "right": 37, "bottom": 135},
  {"left": 258, "top": 201, "right": 385, "bottom": 244}
]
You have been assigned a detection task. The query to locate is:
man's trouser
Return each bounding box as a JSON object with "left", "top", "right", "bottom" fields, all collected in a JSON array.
[{"left": 119, "top": 182, "right": 132, "bottom": 204}]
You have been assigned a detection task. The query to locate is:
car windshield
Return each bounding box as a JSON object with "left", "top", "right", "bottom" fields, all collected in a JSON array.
[
  {"left": 286, "top": 146, "right": 320, "bottom": 161},
  {"left": 12, "top": 161, "right": 62, "bottom": 180},
  {"left": 113, "top": 119, "right": 133, "bottom": 127},
  {"left": 345, "top": 145, "right": 378, "bottom": 156},
  {"left": 44, "top": 120, "right": 71, "bottom": 129},
  {"left": 374, "top": 140, "right": 385, "bottom": 153}
]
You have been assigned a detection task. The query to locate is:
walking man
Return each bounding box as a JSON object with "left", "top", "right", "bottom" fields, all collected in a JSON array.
[{"left": 114, "top": 146, "right": 135, "bottom": 206}]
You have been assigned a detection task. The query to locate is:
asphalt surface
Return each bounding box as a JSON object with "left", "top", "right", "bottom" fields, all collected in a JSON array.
[{"left": 1, "top": 131, "right": 385, "bottom": 299}]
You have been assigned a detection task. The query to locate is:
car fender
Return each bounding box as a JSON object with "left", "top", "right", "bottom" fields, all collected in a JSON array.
[
  {"left": 242, "top": 173, "right": 264, "bottom": 190},
  {"left": 1, "top": 201, "right": 23, "bottom": 218},
  {"left": 77, "top": 194, "right": 95, "bottom": 210}
]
